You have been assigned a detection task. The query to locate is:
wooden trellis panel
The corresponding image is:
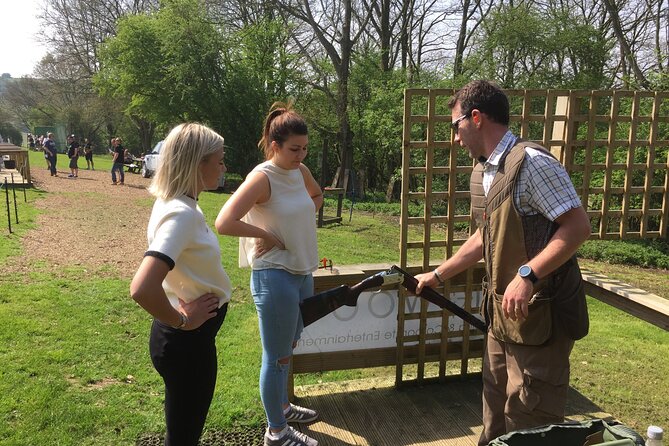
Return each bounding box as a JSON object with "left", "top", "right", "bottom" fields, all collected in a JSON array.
[
  {"left": 563, "top": 90, "right": 669, "bottom": 239},
  {"left": 398, "top": 88, "right": 669, "bottom": 385}
]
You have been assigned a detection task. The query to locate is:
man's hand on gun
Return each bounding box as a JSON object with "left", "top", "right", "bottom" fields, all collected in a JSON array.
[{"left": 414, "top": 271, "right": 439, "bottom": 295}]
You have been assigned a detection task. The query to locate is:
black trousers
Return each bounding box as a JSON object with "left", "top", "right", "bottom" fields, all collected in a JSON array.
[{"left": 149, "top": 304, "right": 228, "bottom": 446}]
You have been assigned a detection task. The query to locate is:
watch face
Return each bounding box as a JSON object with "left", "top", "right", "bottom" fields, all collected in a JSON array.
[{"left": 518, "top": 265, "right": 531, "bottom": 277}]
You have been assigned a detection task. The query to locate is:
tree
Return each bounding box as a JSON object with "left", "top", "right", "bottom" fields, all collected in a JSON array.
[
  {"left": 462, "top": 2, "right": 610, "bottom": 89},
  {"left": 41, "top": 0, "right": 159, "bottom": 76},
  {"left": 0, "top": 105, "right": 23, "bottom": 146},
  {"left": 96, "top": 0, "right": 277, "bottom": 174},
  {"left": 276, "top": 0, "right": 374, "bottom": 188}
]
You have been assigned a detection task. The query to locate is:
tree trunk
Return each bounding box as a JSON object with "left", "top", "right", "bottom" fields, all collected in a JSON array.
[
  {"left": 453, "top": 0, "right": 471, "bottom": 77},
  {"left": 601, "top": 0, "right": 651, "bottom": 88},
  {"left": 131, "top": 115, "right": 155, "bottom": 155},
  {"left": 380, "top": 0, "right": 391, "bottom": 71},
  {"left": 335, "top": 0, "right": 354, "bottom": 189},
  {"left": 385, "top": 175, "right": 396, "bottom": 202}
]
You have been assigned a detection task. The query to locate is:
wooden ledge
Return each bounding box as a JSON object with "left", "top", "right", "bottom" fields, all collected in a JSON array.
[{"left": 581, "top": 269, "right": 669, "bottom": 331}]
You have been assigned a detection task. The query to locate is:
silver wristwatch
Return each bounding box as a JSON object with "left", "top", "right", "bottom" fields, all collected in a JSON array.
[{"left": 517, "top": 264, "right": 538, "bottom": 284}]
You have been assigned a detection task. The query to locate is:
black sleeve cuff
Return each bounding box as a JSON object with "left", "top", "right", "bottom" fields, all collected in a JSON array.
[{"left": 144, "top": 250, "right": 175, "bottom": 270}]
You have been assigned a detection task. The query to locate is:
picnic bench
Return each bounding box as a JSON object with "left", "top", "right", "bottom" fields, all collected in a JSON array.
[
  {"left": 124, "top": 157, "right": 143, "bottom": 174},
  {"left": 317, "top": 187, "right": 345, "bottom": 227}
]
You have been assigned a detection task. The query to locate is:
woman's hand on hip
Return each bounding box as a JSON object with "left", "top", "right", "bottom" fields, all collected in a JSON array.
[
  {"left": 178, "top": 293, "right": 220, "bottom": 330},
  {"left": 255, "top": 233, "right": 285, "bottom": 257}
]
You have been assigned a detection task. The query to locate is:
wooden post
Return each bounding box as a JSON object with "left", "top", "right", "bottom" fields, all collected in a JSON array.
[
  {"left": 4, "top": 179, "right": 11, "bottom": 234},
  {"left": 320, "top": 135, "right": 328, "bottom": 188},
  {"left": 11, "top": 174, "right": 17, "bottom": 224},
  {"left": 551, "top": 94, "right": 569, "bottom": 160}
]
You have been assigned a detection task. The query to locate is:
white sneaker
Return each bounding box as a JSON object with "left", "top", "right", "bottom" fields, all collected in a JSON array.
[
  {"left": 264, "top": 426, "right": 318, "bottom": 446},
  {"left": 285, "top": 404, "right": 318, "bottom": 423}
]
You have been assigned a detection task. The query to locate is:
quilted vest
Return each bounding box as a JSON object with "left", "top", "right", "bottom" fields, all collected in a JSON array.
[{"left": 470, "top": 140, "right": 588, "bottom": 341}]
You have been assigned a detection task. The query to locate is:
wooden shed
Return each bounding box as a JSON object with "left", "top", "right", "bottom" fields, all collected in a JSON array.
[{"left": 0, "top": 143, "right": 31, "bottom": 185}]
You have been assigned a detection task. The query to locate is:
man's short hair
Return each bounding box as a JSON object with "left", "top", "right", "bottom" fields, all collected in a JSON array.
[{"left": 448, "top": 80, "right": 510, "bottom": 126}]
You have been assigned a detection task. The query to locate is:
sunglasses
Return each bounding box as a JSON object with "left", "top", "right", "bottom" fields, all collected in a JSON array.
[{"left": 451, "top": 113, "right": 471, "bottom": 134}]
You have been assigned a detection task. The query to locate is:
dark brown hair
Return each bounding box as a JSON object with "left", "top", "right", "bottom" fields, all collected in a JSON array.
[
  {"left": 258, "top": 102, "right": 308, "bottom": 160},
  {"left": 448, "top": 80, "right": 510, "bottom": 126}
]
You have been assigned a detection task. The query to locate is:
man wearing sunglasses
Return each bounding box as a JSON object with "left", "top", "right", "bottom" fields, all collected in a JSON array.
[{"left": 415, "top": 80, "right": 591, "bottom": 445}]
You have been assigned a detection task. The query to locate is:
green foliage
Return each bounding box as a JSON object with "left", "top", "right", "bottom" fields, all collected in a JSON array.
[
  {"left": 464, "top": 4, "right": 610, "bottom": 89},
  {"left": 578, "top": 239, "right": 669, "bottom": 269},
  {"left": 349, "top": 53, "right": 409, "bottom": 192},
  {"left": 0, "top": 121, "right": 23, "bottom": 146},
  {"left": 94, "top": 0, "right": 280, "bottom": 175},
  {"left": 95, "top": 13, "right": 167, "bottom": 120}
]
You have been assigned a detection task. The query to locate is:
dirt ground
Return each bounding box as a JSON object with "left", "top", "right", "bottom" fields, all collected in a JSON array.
[{"left": 3, "top": 164, "right": 154, "bottom": 279}]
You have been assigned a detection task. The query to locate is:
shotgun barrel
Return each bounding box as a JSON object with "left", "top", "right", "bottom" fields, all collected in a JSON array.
[{"left": 390, "top": 265, "right": 487, "bottom": 332}]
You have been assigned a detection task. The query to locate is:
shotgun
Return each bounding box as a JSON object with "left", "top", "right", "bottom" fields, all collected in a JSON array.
[
  {"left": 300, "top": 270, "right": 402, "bottom": 327},
  {"left": 301, "top": 265, "right": 487, "bottom": 333}
]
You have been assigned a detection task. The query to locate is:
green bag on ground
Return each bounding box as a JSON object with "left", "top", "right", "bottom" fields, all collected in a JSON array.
[{"left": 488, "top": 419, "right": 644, "bottom": 446}]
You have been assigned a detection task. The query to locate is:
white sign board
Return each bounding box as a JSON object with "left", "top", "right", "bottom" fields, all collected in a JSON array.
[{"left": 295, "top": 289, "right": 483, "bottom": 355}]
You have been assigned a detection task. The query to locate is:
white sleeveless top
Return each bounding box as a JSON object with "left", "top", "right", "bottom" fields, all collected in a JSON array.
[{"left": 239, "top": 161, "right": 319, "bottom": 275}]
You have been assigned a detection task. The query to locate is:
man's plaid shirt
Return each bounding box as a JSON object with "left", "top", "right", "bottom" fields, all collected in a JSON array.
[{"left": 481, "top": 130, "right": 581, "bottom": 221}]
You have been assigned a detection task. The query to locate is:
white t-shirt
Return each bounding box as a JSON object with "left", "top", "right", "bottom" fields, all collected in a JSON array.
[
  {"left": 239, "top": 161, "right": 319, "bottom": 275},
  {"left": 146, "top": 196, "right": 231, "bottom": 309}
]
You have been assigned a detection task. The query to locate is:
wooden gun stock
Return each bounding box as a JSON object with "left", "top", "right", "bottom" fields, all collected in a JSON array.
[
  {"left": 300, "top": 272, "right": 397, "bottom": 327},
  {"left": 300, "top": 274, "right": 383, "bottom": 327},
  {"left": 390, "top": 265, "right": 487, "bottom": 332}
]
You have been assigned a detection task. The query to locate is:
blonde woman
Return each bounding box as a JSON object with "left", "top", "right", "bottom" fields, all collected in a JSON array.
[
  {"left": 130, "top": 123, "right": 231, "bottom": 445},
  {"left": 216, "top": 103, "right": 323, "bottom": 446}
]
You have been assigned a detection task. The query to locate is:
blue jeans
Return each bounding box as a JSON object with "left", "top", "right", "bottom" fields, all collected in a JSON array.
[
  {"left": 250, "top": 269, "right": 313, "bottom": 430},
  {"left": 111, "top": 162, "right": 125, "bottom": 183}
]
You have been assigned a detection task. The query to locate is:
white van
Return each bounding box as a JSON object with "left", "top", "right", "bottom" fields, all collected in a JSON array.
[{"left": 140, "top": 140, "right": 163, "bottom": 178}]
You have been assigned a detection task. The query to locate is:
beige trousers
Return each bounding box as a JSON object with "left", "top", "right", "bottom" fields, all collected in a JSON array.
[{"left": 478, "top": 330, "right": 575, "bottom": 446}]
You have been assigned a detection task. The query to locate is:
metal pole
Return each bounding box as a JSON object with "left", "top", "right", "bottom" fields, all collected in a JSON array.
[
  {"left": 4, "top": 179, "right": 11, "bottom": 234},
  {"left": 22, "top": 174, "right": 27, "bottom": 202},
  {"left": 348, "top": 170, "right": 356, "bottom": 223},
  {"left": 11, "top": 174, "right": 18, "bottom": 224}
]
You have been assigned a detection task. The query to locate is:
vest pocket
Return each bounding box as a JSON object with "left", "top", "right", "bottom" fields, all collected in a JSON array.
[
  {"left": 491, "top": 292, "right": 553, "bottom": 345},
  {"left": 551, "top": 263, "right": 589, "bottom": 340}
]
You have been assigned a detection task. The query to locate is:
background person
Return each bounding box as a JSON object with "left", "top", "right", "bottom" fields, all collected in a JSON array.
[
  {"left": 414, "top": 80, "right": 591, "bottom": 445},
  {"left": 130, "top": 122, "right": 231, "bottom": 446},
  {"left": 66, "top": 134, "right": 79, "bottom": 178},
  {"left": 83, "top": 138, "right": 94, "bottom": 170},
  {"left": 215, "top": 102, "right": 323, "bottom": 446},
  {"left": 43, "top": 132, "right": 57, "bottom": 176},
  {"left": 111, "top": 137, "right": 125, "bottom": 185}
]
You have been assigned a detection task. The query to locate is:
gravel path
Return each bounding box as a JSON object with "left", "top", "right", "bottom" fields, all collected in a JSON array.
[{"left": 2, "top": 164, "right": 153, "bottom": 280}]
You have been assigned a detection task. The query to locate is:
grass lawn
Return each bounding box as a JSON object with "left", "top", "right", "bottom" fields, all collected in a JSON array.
[{"left": 0, "top": 168, "right": 667, "bottom": 444}]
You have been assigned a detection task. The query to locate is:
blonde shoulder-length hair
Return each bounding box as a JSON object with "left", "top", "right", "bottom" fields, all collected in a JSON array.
[{"left": 148, "top": 123, "right": 225, "bottom": 200}]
